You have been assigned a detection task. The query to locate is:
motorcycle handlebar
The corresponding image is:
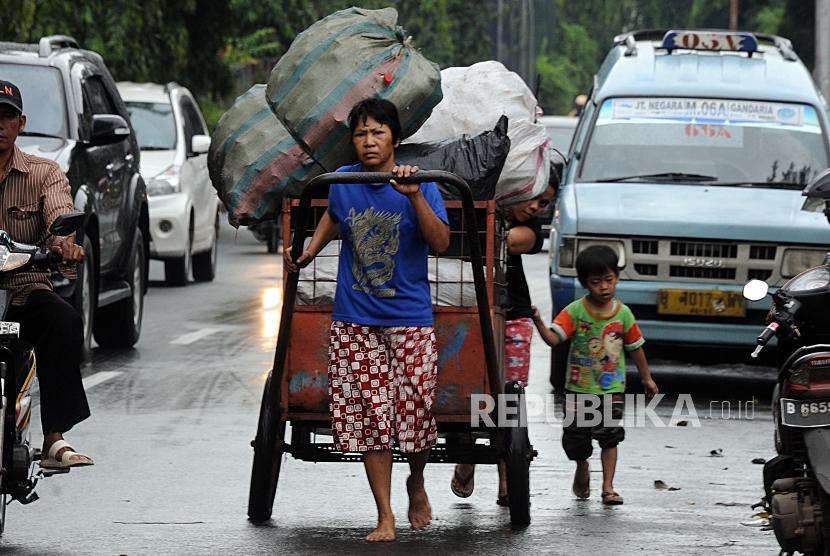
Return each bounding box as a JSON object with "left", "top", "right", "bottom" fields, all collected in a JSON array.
[
  {"left": 751, "top": 322, "right": 780, "bottom": 358},
  {"left": 31, "top": 249, "right": 62, "bottom": 270}
]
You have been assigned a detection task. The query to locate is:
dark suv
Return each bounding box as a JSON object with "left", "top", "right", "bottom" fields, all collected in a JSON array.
[{"left": 0, "top": 35, "right": 149, "bottom": 352}]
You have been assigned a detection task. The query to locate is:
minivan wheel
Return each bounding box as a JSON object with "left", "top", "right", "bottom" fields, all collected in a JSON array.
[{"left": 93, "top": 229, "right": 145, "bottom": 348}]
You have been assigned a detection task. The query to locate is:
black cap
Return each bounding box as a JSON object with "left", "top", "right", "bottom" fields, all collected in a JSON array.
[{"left": 0, "top": 80, "right": 22, "bottom": 114}]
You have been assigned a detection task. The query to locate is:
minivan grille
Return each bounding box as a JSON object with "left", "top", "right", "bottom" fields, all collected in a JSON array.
[
  {"left": 670, "top": 241, "right": 738, "bottom": 259},
  {"left": 632, "top": 240, "right": 658, "bottom": 255},
  {"left": 749, "top": 245, "right": 777, "bottom": 260},
  {"left": 669, "top": 266, "right": 736, "bottom": 280}
]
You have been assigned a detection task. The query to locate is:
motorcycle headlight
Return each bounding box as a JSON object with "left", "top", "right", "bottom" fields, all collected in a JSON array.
[
  {"left": 781, "top": 249, "right": 828, "bottom": 278},
  {"left": 0, "top": 245, "right": 32, "bottom": 271},
  {"left": 147, "top": 166, "right": 181, "bottom": 196}
]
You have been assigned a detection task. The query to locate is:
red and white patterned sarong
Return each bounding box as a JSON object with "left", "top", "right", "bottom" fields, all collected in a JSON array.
[
  {"left": 328, "top": 320, "right": 438, "bottom": 453},
  {"left": 505, "top": 317, "right": 534, "bottom": 386}
]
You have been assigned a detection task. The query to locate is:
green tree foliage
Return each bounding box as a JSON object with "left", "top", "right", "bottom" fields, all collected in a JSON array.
[{"left": 1, "top": 0, "right": 812, "bottom": 125}]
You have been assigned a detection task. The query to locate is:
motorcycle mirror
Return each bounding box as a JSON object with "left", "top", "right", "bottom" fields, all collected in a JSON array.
[
  {"left": 49, "top": 212, "right": 85, "bottom": 237},
  {"left": 742, "top": 279, "right": 769, "bottom": 302}
]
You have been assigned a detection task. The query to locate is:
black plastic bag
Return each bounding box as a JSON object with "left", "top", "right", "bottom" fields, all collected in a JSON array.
[{"left": 397, "top": 115, "right": 510, "bottom": 200}]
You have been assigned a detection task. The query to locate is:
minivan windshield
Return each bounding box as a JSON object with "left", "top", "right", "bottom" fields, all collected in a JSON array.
[
  {"left": 125, "top": 102, "right": 176, "bottom": 150},
  {"left": 0, "top": 64, "right": 67, "bottom": 138},
  {"left": 579, "top": 97, "right": 828, "bottom": 187}
]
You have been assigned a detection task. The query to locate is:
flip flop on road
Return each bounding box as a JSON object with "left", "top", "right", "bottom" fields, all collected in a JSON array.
[
  {"left": 40, "top": 440, "right": 94, "bottom": 469},
  {"left": 450, "top": 466, "right": 474, "bottom": 498},
  {"left": 602, "top": 491, "right": 624, "bottom": 505}
]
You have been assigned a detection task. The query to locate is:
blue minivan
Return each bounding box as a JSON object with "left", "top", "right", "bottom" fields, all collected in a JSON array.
[{"left": 549, "top": 29, "right": 830, "bottom": 382}]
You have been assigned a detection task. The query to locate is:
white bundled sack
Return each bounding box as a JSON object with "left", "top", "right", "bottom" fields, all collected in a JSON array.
[
  {"left": 405, "top": 61, "right": 551, "bottom": 204},
  {"left": 296, "top": 243, "right": 476, "bottom": 306}
]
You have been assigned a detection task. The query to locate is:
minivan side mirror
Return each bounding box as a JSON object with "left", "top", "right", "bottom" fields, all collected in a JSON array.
[
  {"left": 91, "top": 114, "right": 130, "bottom": 145},
  {"left": 189, "top": 134, "right": 210, "bottom": 157}
]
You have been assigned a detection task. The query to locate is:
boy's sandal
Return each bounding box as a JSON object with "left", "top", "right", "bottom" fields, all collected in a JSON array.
[
  {"left": 450, "top": 466, "right": 475, "bottom": 498},
  {"left": 496, "top": 494, "right": 509, "bottom": 507},
  {"left": 601, "top": 491, "right": 624, "bottom": 505}
]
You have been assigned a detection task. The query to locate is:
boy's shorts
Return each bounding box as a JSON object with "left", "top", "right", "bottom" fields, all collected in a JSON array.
[{"left": 561, "top": 393, "right": 625, "bottom": 461}]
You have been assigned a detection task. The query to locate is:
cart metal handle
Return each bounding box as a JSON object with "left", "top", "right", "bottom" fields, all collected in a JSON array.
[{"left": 270, "top": 171, "right": 502, "bottom": 410}]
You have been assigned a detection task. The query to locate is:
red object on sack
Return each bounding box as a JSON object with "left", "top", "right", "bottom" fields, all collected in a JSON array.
[{"left": 383, "top": 72, "right": 394, "bottom": 85}]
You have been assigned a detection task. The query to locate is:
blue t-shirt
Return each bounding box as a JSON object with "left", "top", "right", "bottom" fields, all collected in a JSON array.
[{"left": 328, "top": 163, "right": 449, "bottom": 327}]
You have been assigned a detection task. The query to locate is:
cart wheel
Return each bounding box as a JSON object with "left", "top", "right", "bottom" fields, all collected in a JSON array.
[
  {"left": 504, "top": 380, "right": 533, "bottom": 527},
  {"left": 248, "top": 371, "right": 286, "bottom": 522}
]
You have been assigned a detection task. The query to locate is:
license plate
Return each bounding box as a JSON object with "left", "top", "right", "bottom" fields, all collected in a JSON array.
[
  {"left": 657, "top": 289, "right": 746, "bottom": 317},
  {"left": 781, "top": 398, "right": 830, "bottom": 428}
]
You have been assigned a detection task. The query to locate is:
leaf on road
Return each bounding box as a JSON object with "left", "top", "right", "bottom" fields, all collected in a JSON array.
[
  {"left": 709, "top": 448, "right": 724, "bottom": 457},
  {"left": 675, "top": 420, "right": 689, "bottom": 427},
  {"left": 715, "top": 502, "right": 739, "bottom": 506},
  {"left": 654, "top": 480, "right": 681, "bottom": 491},
  {"left": 751, "top": 457, "right": 766, "bottom": 464}
]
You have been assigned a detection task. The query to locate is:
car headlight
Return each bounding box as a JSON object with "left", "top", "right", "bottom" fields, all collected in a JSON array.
[
  {"left": 781, "top": 248, "right": 828, "bottom": 278},
  {"left": 578, "top": 239, "right": 626, "bottom": 269},
  {"left": 0, "top": 245, "right": 32, "bottom": 271},
  {"left": 147, "top": 165, "right": 181, "bottom": 196}
]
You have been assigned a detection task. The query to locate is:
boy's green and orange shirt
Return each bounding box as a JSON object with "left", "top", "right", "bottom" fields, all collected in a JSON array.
[{"left": 551, "top": 297, "right": 645, "bottom": 394}]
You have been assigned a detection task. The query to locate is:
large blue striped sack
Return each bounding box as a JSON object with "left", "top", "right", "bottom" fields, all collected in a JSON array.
[{"left": 208, "top": 7, "right": 442, "bottom": 226}]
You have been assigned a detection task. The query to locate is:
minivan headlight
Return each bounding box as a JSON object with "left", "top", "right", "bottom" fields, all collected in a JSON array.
[
  {"left": 781, "top": 249, "right": 827, "bottom": 278},
  {"left": 147, "top": 165, "right": 181, "bottom": 196},
  {"left": 578, "top": 239, "right": 626, "bottom": 269}
]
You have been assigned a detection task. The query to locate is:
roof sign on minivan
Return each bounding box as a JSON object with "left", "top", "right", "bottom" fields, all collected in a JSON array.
[
  {"left": 661, "top": 30, "right": 759, "bottom": 53},
  {"left": 611, "top": 98, "right": 803, "bottom": 126}
]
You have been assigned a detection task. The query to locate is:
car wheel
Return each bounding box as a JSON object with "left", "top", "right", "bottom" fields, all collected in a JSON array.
[
  {"left": 192, "top": 210, "right": 219, "bottom": 282},
  {"left": 164, "top": 221, "right": 192, "bottom": 287},
  {"left": 93, "top": 228, "right": 145, "bottom": 348},
  {"left": 72, "top": 235, "right": 96, "bottom": 359}
]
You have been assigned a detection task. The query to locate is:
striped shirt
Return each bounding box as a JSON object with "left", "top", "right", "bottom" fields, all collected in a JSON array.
[{"left": 0, "top": 145, "right": 76, "bottom": 305}]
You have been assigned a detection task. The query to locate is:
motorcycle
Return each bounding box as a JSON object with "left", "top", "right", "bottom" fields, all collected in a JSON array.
[
  {"left": 0, "top": 211, "right": 85, "bottom": 535},
  {"left": 742, "top": 168, "right": 830, "bottom": 555}
]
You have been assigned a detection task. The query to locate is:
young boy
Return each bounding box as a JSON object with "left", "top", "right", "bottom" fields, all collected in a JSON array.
[{"left": 532, "top": 245, "right": 658, "bottom": 505}]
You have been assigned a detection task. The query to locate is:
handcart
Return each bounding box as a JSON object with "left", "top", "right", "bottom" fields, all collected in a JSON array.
[{"left": 247, "top": 171, "right": 536, "bottom": 526}]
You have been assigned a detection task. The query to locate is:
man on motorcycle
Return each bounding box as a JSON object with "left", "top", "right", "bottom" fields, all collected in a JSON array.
[{"left": 0, "top": 80, "right": 93, "bottom": 468}]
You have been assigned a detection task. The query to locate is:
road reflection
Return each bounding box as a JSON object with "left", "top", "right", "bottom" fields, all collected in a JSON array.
[{"left": 260, "top": 286, "right": 282, "bottom": 351}]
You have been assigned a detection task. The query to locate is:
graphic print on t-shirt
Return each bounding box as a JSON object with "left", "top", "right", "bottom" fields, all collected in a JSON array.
[{"left": 346, "top": 206, "right": 401, "bottom": 298}]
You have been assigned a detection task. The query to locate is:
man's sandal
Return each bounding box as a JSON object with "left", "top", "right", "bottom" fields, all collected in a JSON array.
[
  {"left": 40, "top": 440, "right": 94, "bottom": 469},
  {"left": 450, "top": 466, "right": 475, "bottom": 498},
  {"left": 601, "top": 491, "right": 624, "bottom": 505}
]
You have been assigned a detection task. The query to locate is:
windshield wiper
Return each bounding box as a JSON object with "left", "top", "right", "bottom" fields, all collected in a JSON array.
[
  {"left": 714, "top": 180, "right": 805, "bottom": 189},
  {"left": 595, "top": 172, "right": 719, "bottom": 183},
  {"left": 139, "top": 146, "right": 175, "bottom": 151},
  {"left": 19, "top": 131, "right": 63, "bottom": 139}
]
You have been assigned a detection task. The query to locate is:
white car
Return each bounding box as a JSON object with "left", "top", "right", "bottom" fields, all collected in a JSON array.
[{"left": 117, "top": 81, "right": 220, "bottom": 286}]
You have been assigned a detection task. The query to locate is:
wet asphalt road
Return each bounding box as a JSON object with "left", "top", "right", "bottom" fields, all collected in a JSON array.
[{"left": 0, "top": 224, "right": 781, "bottom": 555}]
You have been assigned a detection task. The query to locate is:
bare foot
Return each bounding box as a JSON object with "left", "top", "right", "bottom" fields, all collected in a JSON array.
[
  {"left": 572, "top": 461, "right": 590, "bottom": 499},
  {"left": 366, "top": 515, "right": 396, "bottom": 542},
  {"left": 407, "top": 475, "right": 432, "bottom": 530}
]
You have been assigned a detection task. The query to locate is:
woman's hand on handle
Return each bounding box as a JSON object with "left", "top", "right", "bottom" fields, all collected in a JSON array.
[
  {"left": 283, "top": 245, "right": 312, "bottom": 273},
  {"left": 389, "top": 165, "right": 421, "bottom": 197}
]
